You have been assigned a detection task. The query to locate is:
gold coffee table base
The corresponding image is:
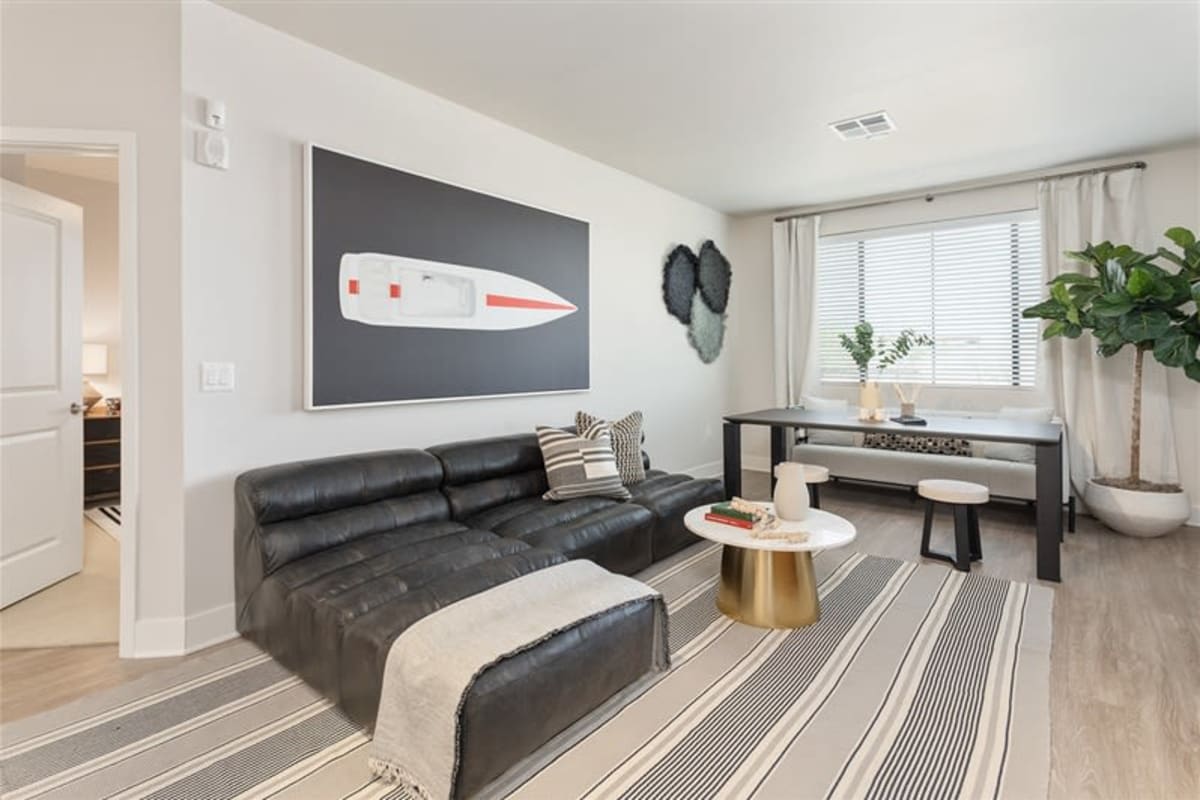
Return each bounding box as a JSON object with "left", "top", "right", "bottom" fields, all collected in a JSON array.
[{"left": 717, "top": 545, "right": 820, "bottom": 629}]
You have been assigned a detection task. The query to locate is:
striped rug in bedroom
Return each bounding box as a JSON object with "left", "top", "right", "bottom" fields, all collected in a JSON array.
[{"left": 0, "top": 544, "right": 1052, "bottom": 800}]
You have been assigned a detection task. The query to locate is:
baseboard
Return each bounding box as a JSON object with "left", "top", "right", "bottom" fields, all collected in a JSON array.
[
  {"left": 186, "top": 602, "right": 237, "bottom": 653},
  {"left": 131, "top": 604, "right": 237, "bottom": 658},
  {"left": 743, "top": 455, "right": 770, "bottom": 474},
  {"left": 1189, "top": 505, "right": 1200, "bottom": 527},
  {"left": 682, "top": 459, "right": 723, "bottom": 479},
  {"left": 132, "top": 616, "right": 186, "bottom": 658}
]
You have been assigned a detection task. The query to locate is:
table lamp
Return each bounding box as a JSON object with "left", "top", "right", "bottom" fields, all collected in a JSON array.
[{"left": 82, "top": 342, "right": 108, "bottom": 411}]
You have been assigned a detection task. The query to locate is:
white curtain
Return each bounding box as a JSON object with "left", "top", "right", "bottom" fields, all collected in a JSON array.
[
  {"left": 1039, "top": 170, "right": 1179, "bottom": 494},
  {"left": 772, "top": 216, "right": 821, "bottom": 407}
]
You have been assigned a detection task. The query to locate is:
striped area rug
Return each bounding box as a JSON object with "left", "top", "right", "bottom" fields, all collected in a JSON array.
[
  {"left": 0, "top": 544, "right": 1051, "bottom": 800},
  {"left": 84, "top": 505, "right": 121, "bottom": 541}
]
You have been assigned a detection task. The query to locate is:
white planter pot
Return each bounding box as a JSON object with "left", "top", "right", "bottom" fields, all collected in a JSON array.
[
  {"left": 773, "top": 462, "right": 810, "bottom": 521},
  {"left": 1084, "top": 479, "right": 1190, "bottom": 538}
]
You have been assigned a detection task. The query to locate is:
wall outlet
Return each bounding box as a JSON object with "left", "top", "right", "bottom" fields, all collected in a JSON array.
[{"left": 201, "top": 362, "right": 235, "bottom": 392}]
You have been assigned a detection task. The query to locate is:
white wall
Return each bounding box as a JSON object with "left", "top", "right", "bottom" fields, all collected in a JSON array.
[
  {"left": 180, "top": 1, "right": 734, "bottom": 638},
  {"left": 728, "top": 142, "right": 1200, "bottom": 520},
  {"left": 1, "top": 1, "right": 188, "bottom": 650},
  {"left": 18, "top": 165, "right": 123, "bottom": 397}
]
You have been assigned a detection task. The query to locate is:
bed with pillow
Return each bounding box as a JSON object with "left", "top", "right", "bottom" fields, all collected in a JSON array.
[{"left": 790, "top": 398, "right": 1074, "bottom": 529}]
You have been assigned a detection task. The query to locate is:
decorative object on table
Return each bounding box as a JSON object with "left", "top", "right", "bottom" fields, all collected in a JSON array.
[
  {"left": 535, "top": 423, "right": 631, "bottom": 501},
  {"left": 305, "top": 144, "right": 588, "bottom": 408},
  {"left": 104, "top": 396, "right": 121, "bottom": 415},
  {"left": 575, "top": 409, "right": 645, "bottom": 484},
  {"left": 662, "top": 240, "right": 731, "bottom": 363},
  {"left": 772, "top": 461, "right": 811, "bottom": 521},
  {"left": 81, "top": 342, "right": 108, "bottom": 412},
  {"left": 1024, "top": 227, "right": 1197, "bottom": 537},
  {"left": 838, "top": 323, "right": 933, "bottom": 422}
]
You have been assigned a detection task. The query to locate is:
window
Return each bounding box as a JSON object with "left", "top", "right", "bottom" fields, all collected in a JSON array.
[{"left": 816, "top": 211, "right": 1042, "bottom": 387}]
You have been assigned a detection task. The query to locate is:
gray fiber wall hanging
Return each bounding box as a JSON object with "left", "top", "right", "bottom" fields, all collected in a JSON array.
[{"left": 662, "top": 240, "right": 731, "bottom": 363}]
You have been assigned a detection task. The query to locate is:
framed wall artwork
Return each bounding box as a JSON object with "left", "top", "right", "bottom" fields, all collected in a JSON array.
[{"left": 304, "top": 144, "right": 590, "bottom": 408}]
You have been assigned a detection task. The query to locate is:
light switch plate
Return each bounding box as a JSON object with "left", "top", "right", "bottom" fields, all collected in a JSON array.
[{"left": 201, "top": 362, "right": 235, "bottom": 392}]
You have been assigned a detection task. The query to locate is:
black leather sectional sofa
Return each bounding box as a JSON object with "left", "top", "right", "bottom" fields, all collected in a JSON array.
[{"left": 234, "top": 430, "right": 722, "bottom": 794}]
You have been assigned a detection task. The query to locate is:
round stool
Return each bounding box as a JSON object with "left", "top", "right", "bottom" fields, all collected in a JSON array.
[
  {"left": 801, "top": 464, "right": 830, "bottom": 509},
  {"left": 917, "top": 479, "right": 988, "bottom": 572}
]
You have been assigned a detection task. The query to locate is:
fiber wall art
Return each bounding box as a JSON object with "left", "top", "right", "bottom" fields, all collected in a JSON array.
[{"left": 662, "top": 240, "right": 731, "bottom": 363}]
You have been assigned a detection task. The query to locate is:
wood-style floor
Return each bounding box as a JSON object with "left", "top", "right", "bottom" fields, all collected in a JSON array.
[{"left": 1, "top": 473, "right": 1197, "bottom": 799}]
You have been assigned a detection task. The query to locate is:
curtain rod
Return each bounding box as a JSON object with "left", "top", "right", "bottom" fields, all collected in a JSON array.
[{"left": 773, "top": 159, "right": 1147, "bottom": 223}]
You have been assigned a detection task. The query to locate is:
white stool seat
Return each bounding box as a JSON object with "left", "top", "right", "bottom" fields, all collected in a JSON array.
[
  {"left": 800, "top": 464, "right": 830, "bottom": 484},
  {"left": 918, "top": 479, "right": 989, "bottom": 505}
]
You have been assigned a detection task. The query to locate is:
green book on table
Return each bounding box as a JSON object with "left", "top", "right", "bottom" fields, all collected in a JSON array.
[{"left": 710, "top": 503, "right": 756, "bottom": 523}]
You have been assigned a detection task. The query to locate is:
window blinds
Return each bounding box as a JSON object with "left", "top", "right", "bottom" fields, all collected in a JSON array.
[{"left": 817, "top": 211, "right": 1042, "bottom": 387}]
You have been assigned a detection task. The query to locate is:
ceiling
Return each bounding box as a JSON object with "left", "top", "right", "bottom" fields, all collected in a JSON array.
[{"left": 221, "top": 1, "right": 1200, "bottom": 215}]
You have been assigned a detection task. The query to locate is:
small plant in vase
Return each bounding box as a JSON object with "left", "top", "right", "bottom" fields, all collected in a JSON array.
[
  {"left": 1023, "top": 226, "right": 1198, "bottom": 537},
  {"left": 878, "top": 329, "right": 934, "bottom": 418},
  {"left": 838, "top": 323, "right": 933, "bottom": 421}
]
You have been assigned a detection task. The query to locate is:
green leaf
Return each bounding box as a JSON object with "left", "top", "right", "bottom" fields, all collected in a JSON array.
[
  {"left": 1091, "top": 292, "right": 1134, "bottom": 317},
  {"left": 1049, "top": 273, "right": 1093, "bottom": 286},
  {"left": 1042, "top": 321, "right": 1067, "bottom": 340},
  {"left": 1069, "top": 284, "right": 1102, "bottom": 306},
  {"left": 1051, "top": 281, "right": 1073, "bottom": 307},
  {"left": 1126, "top": 266, "right": 1174, "bottom": 301},
  {"left": 1186, "top": 361, "right": 1200, "bottom": 382},
  {"left": 1118, "top": 309, "right": 1172, "bottom": 343},
  {"left": 1165, "top": 227, "right": 1196, "bottom": 249},
  {"left": 1104, "top": 258, "right": 1126, "bottom": 290},
  {"left": 1023, "top": 298, "right": 1066, "bottom": 320},
  {"left": 1098, "top": 341, "right": 1126, "bottom": 358},
  {"left": 1152, "top": 328, "right": 1199, "bottom": 367},
  {"left": 1156, "top": 246, "right": 1188, "bottom": 270}
]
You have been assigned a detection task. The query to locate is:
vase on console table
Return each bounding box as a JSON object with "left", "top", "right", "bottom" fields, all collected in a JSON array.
[
  {"left": 773, "top": 462, "right": 810, "bottom": 521},
  {"left": 857, "top": 380, "right": 884, "bottom": 422}
]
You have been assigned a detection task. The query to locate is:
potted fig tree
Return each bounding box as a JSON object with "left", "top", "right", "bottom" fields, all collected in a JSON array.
[{"left": 1024, "top": 227, "right": 1198, "bottom": 537}]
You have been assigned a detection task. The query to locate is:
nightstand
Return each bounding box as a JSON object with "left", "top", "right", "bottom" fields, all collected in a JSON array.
[{"left": 84, "top": 412, "right": 121, "bottom": 504}]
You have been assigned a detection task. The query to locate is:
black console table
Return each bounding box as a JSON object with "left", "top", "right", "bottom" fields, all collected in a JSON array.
[{"left": 722, "top": 407, "right": 1065, "bottom": 582}]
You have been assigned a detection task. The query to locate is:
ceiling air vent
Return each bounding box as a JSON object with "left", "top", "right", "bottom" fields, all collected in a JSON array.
[{"left": 828, "top": 111, "right": 896, "bottom": 141}]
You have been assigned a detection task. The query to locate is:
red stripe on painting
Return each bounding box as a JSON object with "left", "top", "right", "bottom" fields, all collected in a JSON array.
[
  {"left": 389, "top": 283, "right": 401, "bottom": 298},
  {"left": 348, "top": 279, "right": 359, "bottom": 295},
  {"left": 485, "top": 293, "right": 576, "bottom": 311}
]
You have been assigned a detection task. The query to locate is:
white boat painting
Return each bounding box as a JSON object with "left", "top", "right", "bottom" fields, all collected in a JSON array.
[{"left": 338, "top": 252, "right": 578, "bottom": 331}]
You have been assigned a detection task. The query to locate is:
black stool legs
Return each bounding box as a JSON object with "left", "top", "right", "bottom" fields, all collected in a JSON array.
[
  {"left": 808, "top": 483, "right": 821, "bottom": 509},
  {"left": 920, "top": 499, "right": 983, "bottom": 573}
]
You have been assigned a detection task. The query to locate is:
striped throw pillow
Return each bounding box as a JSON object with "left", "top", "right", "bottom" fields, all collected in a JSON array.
[
  {"left": 575, "top": 410, "right": 645, "bottom": 485},
  {"left": 537, "top": 423, "right": 632, "bottom": 501}
]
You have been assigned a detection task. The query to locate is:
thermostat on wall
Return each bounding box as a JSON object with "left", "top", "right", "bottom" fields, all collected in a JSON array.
[{"left": 197, "top": 131, "right": 230, "bottom": 170}]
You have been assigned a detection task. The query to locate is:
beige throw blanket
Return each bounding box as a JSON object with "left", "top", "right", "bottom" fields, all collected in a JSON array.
[{"left": 368, "top": 560, "right": 670, "bottom": 800}]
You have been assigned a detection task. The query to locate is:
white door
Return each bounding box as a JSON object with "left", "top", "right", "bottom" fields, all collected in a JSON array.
[{"left": 0, "top": 178, "right": 84, "bottom": 608}]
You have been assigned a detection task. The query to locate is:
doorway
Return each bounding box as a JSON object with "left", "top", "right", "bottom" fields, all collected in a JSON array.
[{"left": 0, "top": 129, "right": 139, "bottom": 664}]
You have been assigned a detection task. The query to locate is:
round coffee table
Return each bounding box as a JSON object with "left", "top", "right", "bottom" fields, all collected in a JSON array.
[{"left": 684, "top": 503, "right": 856, "bottom": 629}]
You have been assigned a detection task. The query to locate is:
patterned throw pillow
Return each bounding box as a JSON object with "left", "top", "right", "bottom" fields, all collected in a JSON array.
[
  {"left": 863, "top": 433, "right": 973, "bottom": 457},
  {"left": 575, "top": 410, "right": 645, "bottom": 485},
  {"left": 537, "top": 423, "right": 632, "bottom": 501}
]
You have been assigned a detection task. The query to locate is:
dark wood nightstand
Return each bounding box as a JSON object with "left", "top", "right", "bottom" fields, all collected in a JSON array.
[{"left": 84, "top": 412, "right": 121, "bottom": 504}]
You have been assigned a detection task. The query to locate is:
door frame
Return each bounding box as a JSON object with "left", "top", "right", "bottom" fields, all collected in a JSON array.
[{"left": 1, "top": 127, "right": 139, "bottom": 657}]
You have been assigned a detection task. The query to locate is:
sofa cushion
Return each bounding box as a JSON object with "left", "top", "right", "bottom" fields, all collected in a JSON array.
[
  {"left": 979, "top": 407, "right": 1054, "bottom": 463},
  {"left": 576, "top": 410, "right": 646, "bottom": 484},
  {"left": 339, "top": 545, "right": 569, "bottom": 725},
  {"left": 863, "top": 432, "right": 972, "bottom": 457},
  {"left": 429, "top": 433, "right": 549, "bottom": 519},
  {"left": 469, "top": 497, "right": 654, "bottom": 575},
  {"left": 537, "top": 424, "right": 630, "bottom": 501},
  {"left": 627, "top": 470, "right": 725, "bottom": 560}
]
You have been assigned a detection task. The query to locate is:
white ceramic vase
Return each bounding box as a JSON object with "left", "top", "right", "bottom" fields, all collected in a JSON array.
[
  {"left": 1084, "top": 479, "right": 1190, "bottom": 538},
  {"left": 858, "top": 380, "right": 883, "bottom": 422},
  {"left": 773, "top": 462, "right": 810, "bottom": 521}
]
